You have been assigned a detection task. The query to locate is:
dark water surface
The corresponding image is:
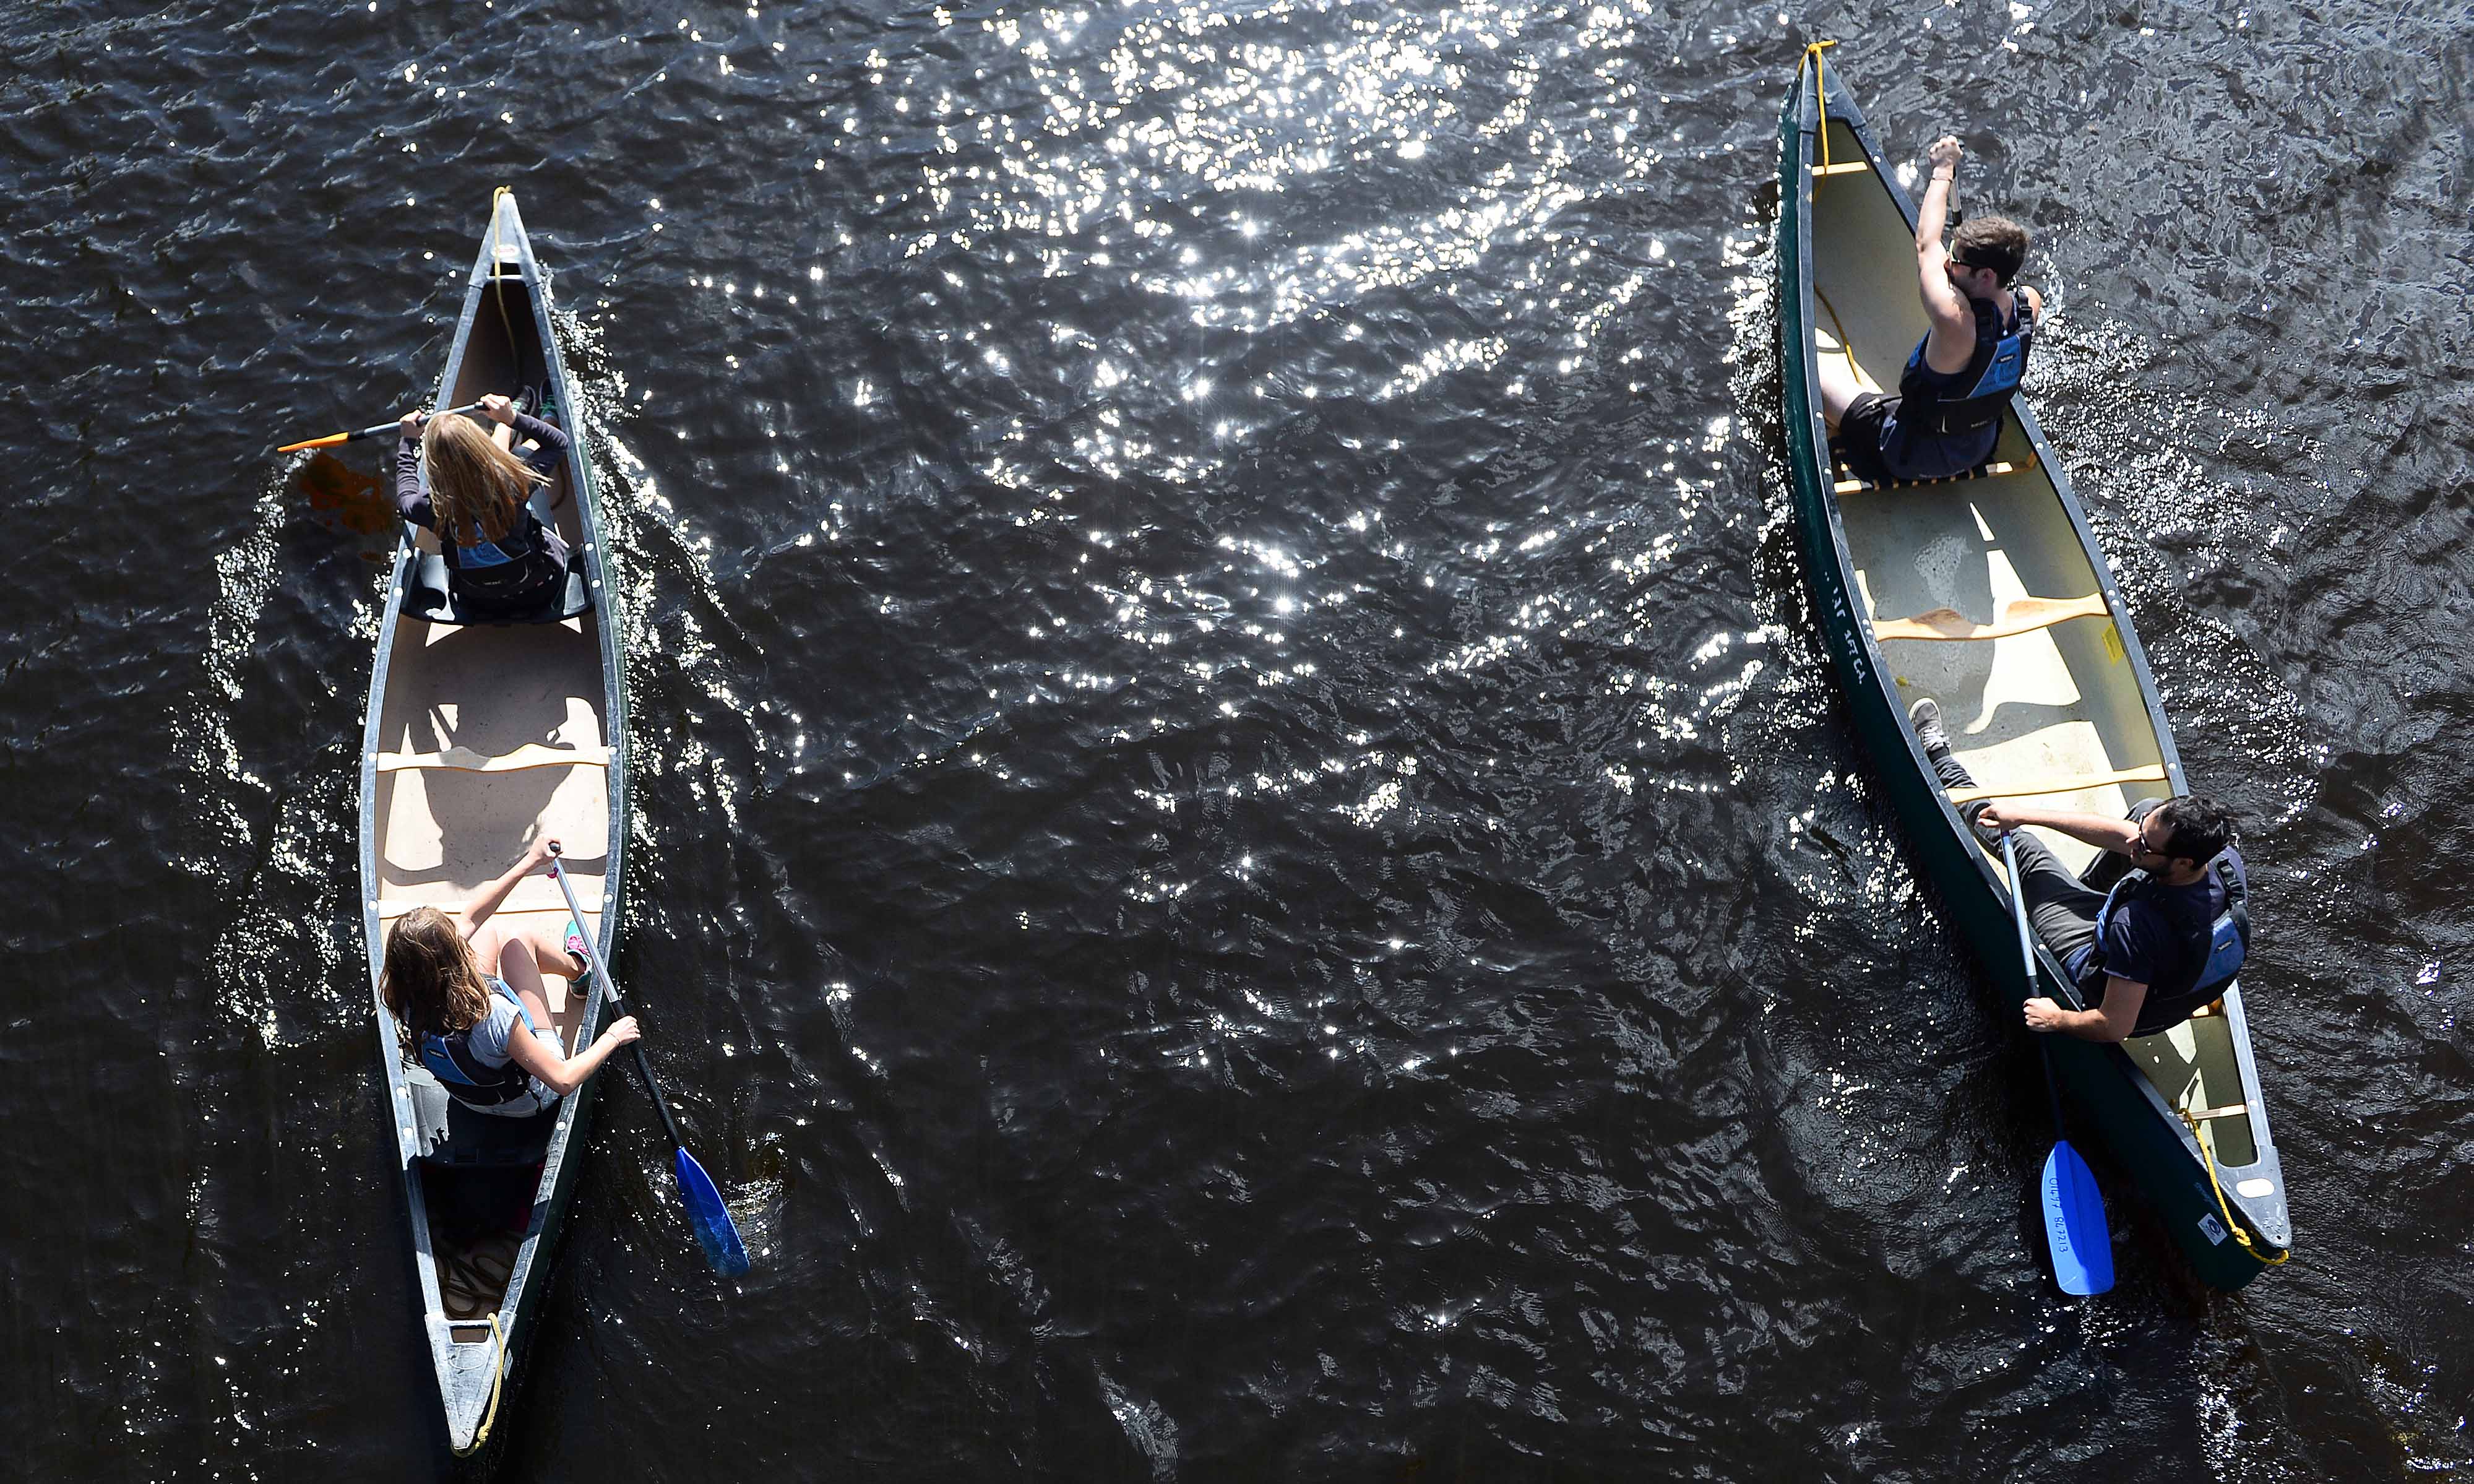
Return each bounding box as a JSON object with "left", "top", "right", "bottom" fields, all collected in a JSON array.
[{"left": 7, "top": 0, "right": 2473, "bottom": 1476}]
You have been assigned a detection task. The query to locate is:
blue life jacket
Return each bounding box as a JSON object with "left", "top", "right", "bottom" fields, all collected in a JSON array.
[
  {"left": 2066, "top": 850, "right": 2251, "bottom": 1034},
  {"left": 418, "top": 980, "right": 550, "bottom": 1108},
  {"left": 1882, "top": 289, "right": 2034, "bottom": 478},
  {"left": 441, "top": 503, "right": 566, "bottom": 603}
]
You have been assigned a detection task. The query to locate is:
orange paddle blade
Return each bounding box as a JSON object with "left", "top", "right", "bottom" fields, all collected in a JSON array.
[{"left": 276, "top": 432, "right": 351, "bottom": 454}]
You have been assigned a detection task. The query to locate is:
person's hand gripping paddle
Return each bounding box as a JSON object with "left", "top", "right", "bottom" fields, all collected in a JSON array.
[
  {"left": 2003, "top": 829, "right": 2113, "bottom": 1295},
  {"left": 275, "top": 400, "right": 483, "bottom": 454},
  {"left": 546, "top": 845, "right": 752, "bottom": 1278}
]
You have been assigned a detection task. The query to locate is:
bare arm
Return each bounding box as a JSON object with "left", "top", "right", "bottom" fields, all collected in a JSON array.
[
  {"left": 2025, "top": 977, "right": 2146, "bottom": 1043},
  {"left": 1915, "top": 137, "right": 1961, "bottom": 257},
  {"left": 503, "top": 1010, "right": 640, "bottom": 1097},
  {"left": 462, "top": 835, "right": 559, "bottom": 936},
  {"left": 1914, "top": 135, "right": 1977, "bottom": 371},
  {"left": 1974, "top": 800, "right": 2140, "bottom": 858}
]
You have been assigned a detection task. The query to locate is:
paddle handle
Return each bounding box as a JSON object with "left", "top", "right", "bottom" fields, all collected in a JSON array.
[
  {"left": 545, "top": 848, "right": 687, "bottom": 1152},
  {"left": 275, "top": 400, "right": 485, "bottom": 454}
]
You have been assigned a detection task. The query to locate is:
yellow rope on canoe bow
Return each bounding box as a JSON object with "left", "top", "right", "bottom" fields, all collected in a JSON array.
[
  {"left": 491, "top": 185, "right": 522, "bottom": 374},
  {"left": 1803, "top": 40, "right": 1838, "bottom": 172},
  {"left": 2178, "top": 1107, "right": 2291, "bottom": 1267},
  {"left": 1816, "top": 290, "right": 1869, "bottom": 393},
  {"left": 452, "top": 1309, "right": 511, "bottom": 1457}
]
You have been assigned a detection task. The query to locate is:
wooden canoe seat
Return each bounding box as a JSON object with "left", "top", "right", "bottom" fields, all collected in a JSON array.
[
  {"left": 377, "top": 743, "right": 612, "bottom": 774},
  {"left": 1835, "top": 455, "right": 2036, "bottom": 496},
  {"left": 2182, "top": 1102, "right": 2248, "bottom": 1123},
  {"left": 1872, "top": 593, "right": 2110, "bottom": 642},
  {"left": 1808, "top": 162, "right": 1871, "bottom": 176},
  {"left": 400, "top": 546, "right": 592, "bottom": 629},
  {"left": 1946, "top": 763, "right": 2170, "bottom": 806}
]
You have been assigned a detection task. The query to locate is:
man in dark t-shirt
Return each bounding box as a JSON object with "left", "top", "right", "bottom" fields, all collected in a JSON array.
[
  {"left": 1909, "top": 697, "right": 2246, "bottom": 1041},
  {"left": 1816, "top": 135, "right": 2045, "bottom": 485}
]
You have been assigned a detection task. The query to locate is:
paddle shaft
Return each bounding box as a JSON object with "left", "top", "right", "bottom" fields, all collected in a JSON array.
[
  {"left": 276, "top": 400, "right": 484, "bottom": 454},
  {"left": 2002, "top": 833, "right": 2070, "bottom": 1134},
  {"left": 545, "top": 851, "right": 687, "bottom": 1152},
  {"left": 541, "top": 827, "right": 749, "bottom": 1281}
]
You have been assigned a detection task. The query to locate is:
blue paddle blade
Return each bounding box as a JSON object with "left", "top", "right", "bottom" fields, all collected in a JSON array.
[
  {"left": 2042, "top": 1139, "right": 2114, "bottom": 1295},
  {"left": 672, "top": 1146, "right": 752, "bottom": 1278}
]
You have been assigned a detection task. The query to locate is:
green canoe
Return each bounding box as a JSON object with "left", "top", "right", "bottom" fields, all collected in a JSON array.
[{"left": 1775, "top": 49, "right": 2291, "bottom": 1289}]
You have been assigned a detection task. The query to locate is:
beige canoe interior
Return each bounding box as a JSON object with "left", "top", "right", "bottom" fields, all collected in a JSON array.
[
  {"left": 375, "top": 269, "right": 608, "bottom": 1340},
  {"left": 1803, "top": 118, "right": 2257, "bottom": 1165}
]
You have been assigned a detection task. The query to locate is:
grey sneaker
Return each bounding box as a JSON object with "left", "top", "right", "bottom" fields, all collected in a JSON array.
[{"left": 1908, "top": 696, "right": 1951, "bottom": 761}]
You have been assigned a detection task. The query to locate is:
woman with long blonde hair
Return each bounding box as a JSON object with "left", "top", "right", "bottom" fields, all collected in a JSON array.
[
  {"left": 394, "top": 392, "right": 573, "bottom": 614},
  {"left": 379, "top": 835, "right": 639, "bottom": 1117}
]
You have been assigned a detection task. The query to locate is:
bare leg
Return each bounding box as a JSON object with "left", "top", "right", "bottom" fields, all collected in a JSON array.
[
  {"left": 488, "top": 931, "right": 562, "bottom": 1030},
  {"left": 503, "top": 920, "right": 588, "bottom": 1042},
  {"left": 1817, "top": 351, "right": 1864, "bottom": 432},
  {"left": 509, "top": 919, "right": 582, "bottom": 985}
]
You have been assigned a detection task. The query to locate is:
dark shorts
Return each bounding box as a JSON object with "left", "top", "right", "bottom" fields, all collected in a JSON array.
[{"left": 1834, "top": 392, "right": 1899, "bottom": 485}]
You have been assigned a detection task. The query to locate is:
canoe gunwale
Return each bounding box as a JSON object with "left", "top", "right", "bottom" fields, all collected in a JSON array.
[
  {"left": 357, "top": 191, "right": 630, "bottom": 1452},
  {"left": 1775, "top": 54, "right": 2288, "bottom": 1285}
]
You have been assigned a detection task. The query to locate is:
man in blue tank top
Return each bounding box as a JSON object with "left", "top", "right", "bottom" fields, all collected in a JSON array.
[
  {"left": 1910, "top": 697, "right": 2251, "bottom": 1042},
  {"left": 1819, "top": 136, "right": 2046, "bottom": 485}
]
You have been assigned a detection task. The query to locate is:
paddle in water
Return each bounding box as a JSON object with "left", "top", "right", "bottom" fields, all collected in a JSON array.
[
  {"left": 2003, "top": 830, "right": 2114, "bottom": 1295},
  {"left": 545, "top": 845, "right": 753, "bottom": 1278},
  {"left": 276, "top": 400, "right": 485, "bottom": 454}
]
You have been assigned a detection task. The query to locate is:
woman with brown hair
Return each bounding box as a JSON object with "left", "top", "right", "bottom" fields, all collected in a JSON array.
[
  {"left": 394, "top": 392, "right": 573, "bottom": 615},
  {"left": 379, "top": 835, "right": 639, "bottom": 1116}
]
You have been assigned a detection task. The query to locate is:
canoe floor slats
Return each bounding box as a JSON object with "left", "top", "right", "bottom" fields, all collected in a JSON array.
[
  {"left": 1836, "top": 456, "right": 2037, "bottom": 496},
  {"left": 1945, "top": 763, "right": 2171, "bottom": 806},
  {"left": 1871, "top": 593, "right": 2111, "bottom": 643},
  {"left": 377, "top": 743, "right": 612, "bottom": 775}
]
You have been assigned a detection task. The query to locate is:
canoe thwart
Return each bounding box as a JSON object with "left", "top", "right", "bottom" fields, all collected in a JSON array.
[
  {"left": 1808, "top": 161, "right": 1872, "bottom": 176},
  {"left": 378, "top": 891, "right": 603, "bottom": 920},
  {"left": 1945, "top": 763, "right": 2170, "bottom": 806},
  {"left": 2183, "top": 1102, "right": 2249, "bottom": 1123},
  {"left": 1835, "top": 456, "right": 2036, "bottom": 496},
  {"left": 1872, "top": 593, "right": 2111, "bottom": 642},
  {"left": 377, "top": 742, "right": 612, "bottom": 774}
]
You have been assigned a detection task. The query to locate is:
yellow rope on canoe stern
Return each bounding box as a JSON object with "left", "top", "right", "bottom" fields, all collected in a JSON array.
[
  {"left": 2178, "top": 1108, "right": 2291, "bottom": 1267},
  {"left": 452, "top": 1309, "right": 511, "bottom": 1457}
]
